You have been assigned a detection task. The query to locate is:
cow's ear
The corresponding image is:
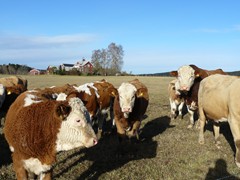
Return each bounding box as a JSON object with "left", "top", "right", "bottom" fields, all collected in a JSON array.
[
  {"left": 108, "top": 87, "right": 118, "bottom": 97},
  {"left": 55, "top": 103, "right": 72, "bottom": 120},
  {"left": 136, "top": 88, "right": 146, "bottom": 98},
  {"left": 170, "top": 71, "right": 178, "bottom": 77},
  {"left": 7, "top": 90, "right": 12, "bottom": 95}
]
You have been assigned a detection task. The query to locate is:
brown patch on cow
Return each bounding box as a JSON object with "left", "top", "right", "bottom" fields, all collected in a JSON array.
[
  {"left": 170, "top": 71, "right": 178, "bottom": 77},
  {"left": 55, "top": 103, "right": 72, "bottom": 120}
]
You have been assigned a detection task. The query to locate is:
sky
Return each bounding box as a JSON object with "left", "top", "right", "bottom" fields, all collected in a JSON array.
[{"left": 0, "top": 1, "right": 239, "bottom": 74}]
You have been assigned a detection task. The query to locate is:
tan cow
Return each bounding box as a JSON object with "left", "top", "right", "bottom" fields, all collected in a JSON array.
[
  {"left": 4, "top": 89, "right": 98, "bottom": 179},
  {"left": 113, "top": 79, "right": 149, "bottom": 140},
  {"left": 198, "top": 74, "right": 240, "bottom": 167}
]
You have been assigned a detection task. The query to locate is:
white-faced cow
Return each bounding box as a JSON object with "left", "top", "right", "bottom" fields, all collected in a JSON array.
[
  {"left": 113, "top": 79, "right": 149, "bottom": 140},
  {"left": 170, "top": 64, "right": 227, "bottom": 128},
  {"left": 197, "top": 74, "right": 240, "bottom": 167},
  {"left": 168, "top": 79, "right": 184, "bottom": 120},
  {"left": 4, "top": 89, "right": 98, "bottom": 180}
]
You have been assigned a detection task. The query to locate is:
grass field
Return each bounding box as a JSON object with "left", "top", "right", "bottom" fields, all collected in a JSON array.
[{"left": 0, "top": 75, "right": 240, "bottom": 180}]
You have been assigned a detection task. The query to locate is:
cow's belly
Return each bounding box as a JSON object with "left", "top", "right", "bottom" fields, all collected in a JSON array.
[
  {"left": 202, "top": 92, "right": 228, "bottom": 121},
  {"left": 23, "top": 158, "right": 51, "bottom": 175}
]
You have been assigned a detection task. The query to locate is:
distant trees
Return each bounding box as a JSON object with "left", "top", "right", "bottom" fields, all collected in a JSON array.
[
  {"left": 91, "top": 42, "right": 124, "bottom": 75},
  {"left": 0, "top": 64, "right": 32, "bottom": 75}
]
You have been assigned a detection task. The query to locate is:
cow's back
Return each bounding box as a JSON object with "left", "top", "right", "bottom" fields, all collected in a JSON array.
[
  {"left": 4, "top": 92, "right": 62, "bottom": 158},
  {"left": 198, "top": 74, "right": 237, "bottom": 120},
  {"left": 129, "top": 79, "right": 149, "bottom": 101}
]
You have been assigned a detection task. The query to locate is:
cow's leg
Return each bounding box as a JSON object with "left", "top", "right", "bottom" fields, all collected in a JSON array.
[
  {"left": 213, "top": 122, "right": 221, "bottom": 148},
  {"left": 227, "top": 117, "right": 240, "bottom": 167},
  {"left": 169, "top": 98, "right": 177, "bottom": 120},
  {"left": 39, "top": 171, "right": 52, "bottom": 180},
  {"left": 127, "top": 120, "right": 141, "bottom": 140},
  {"left": 187, "top": 106, "right": 194, "bottom": 128},
  {"left": 115, "top": 118, "right": 126, "bottom": 142},
  {"left": 97, "top": 111, "right": 104, "bottom": 139},
  {"left": 12, "top": 152, "right": 28, "bottom": 180},
  {"left": 110, "top": 103, "right": 115, "bottom": 128},
  {"left": 178, "top": 101, "right": 184, "bottom": 119},
  {"left": 198, "top": 106, "right": 206, "bottom": 144}
]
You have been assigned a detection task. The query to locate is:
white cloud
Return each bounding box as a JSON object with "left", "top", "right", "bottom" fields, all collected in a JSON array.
[
  {"left": 195, "top": 24, "right": 240, "bottom": 33},
  {"left": 0, "top": 33, "right": 99, "bottom": 68},
  {"left": 0, "top": 33, "right": 98, "bottom": 49}
]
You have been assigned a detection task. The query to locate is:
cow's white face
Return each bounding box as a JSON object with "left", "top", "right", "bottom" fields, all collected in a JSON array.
[
  {"left": 177, "top": 65, "right": 196, "bottom": 92},
  {"left": 118, "top": 83, "right": 137, "bottom": 118},
  {"left": 56, "top": 97, "right": 97, "bottom": 151}
]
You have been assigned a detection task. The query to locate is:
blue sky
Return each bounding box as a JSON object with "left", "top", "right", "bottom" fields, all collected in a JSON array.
[{"left": 0, "top": 1, "right": 239, "bottom": 74}]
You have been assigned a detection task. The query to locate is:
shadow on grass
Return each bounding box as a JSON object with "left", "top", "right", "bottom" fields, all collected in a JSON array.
[
  {"left": 205, "top": 121, "right": 236, "bottom": 153},
  {"left": 54, "top": 115, "right": 172, "bottom": 179},
  {"left": 205, "top": 159, "right": 240, "bottom": 180},
  {"left": 0, "top": 132, "right": 12, "bottom": 167}
]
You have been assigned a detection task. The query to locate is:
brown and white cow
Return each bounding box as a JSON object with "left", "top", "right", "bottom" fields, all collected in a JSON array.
[
  {"left": 168, "top": 79, "right": 184, "bottom": 120},
  {"left": 0, "top": 76, "right": 28, "bottom": 110},
  {"left": 4, "top": 89, "right": 98, "bottom": 180},
  {"left": 197, "top": 74, "right": 240, "bottom": 167},
  {"left": 170, "top": 64, "right": 227, "bottom": 92},
  {"left": 0, "top": 84, "right": 6, "bottom": 109},
  {"left": 0, "top": 76, "right": 28, "bottom": 125},
  {"left": 73, "top": 83, "right": 99, "bottom": 123},
  {"left": 113, "top": 79, "right": 149, "bottom": 140},
  {"left": 170, "top": 64, "right": 227, "bottom": 128},
  {"left": 93, "top": 79, "right": 118, "bottom": 138}
]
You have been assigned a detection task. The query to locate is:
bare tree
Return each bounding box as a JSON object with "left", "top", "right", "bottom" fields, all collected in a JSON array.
[
  {"left": 91, "top": 49, "right": 102, "bottom": 75},
  {"left": 91, "top": 42, "right": 124, "bottom": 75},
  {"left": 107, "top": 43, "right": 124, "bottom": 75}
]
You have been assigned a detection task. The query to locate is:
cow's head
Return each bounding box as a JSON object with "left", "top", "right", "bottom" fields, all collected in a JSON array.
[
  {"left": 118, "top": 82, "right": 139, "bottom": 118},
  {"left": 170, "top": 65, "right": 200, "bottom": 92},
  {"left": 56, "top": 97, "right": 97, "bottom": 151}
]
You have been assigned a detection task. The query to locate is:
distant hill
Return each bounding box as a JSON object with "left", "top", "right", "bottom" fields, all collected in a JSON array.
[{"left": 138, "top": 71, "right": 240, "bottom": 76}]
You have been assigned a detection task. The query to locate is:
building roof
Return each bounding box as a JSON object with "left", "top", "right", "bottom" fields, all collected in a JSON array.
[{"left": 62, "top": 64, "right": 74, "bottom": 67}]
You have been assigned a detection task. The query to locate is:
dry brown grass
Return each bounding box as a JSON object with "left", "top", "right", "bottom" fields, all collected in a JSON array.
[{"left": 0, "top": 75, "right": 240, "bottom": 179}]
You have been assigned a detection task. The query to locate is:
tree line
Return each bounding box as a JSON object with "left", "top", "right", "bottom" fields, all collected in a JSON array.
[
  {"left": 91, "top": 42, "right": 124, "bottom": 76},
  {"left": 0, "top": 64, "right": 32, "bottom": 75}
]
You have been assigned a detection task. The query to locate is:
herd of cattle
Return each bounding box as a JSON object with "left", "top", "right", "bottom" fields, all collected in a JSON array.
[
  {"left": 1, "top": 64, "right": 240, "bottom": 179},
  {"left": 0, "top": 76, "right": 148, "bottom": 179}
]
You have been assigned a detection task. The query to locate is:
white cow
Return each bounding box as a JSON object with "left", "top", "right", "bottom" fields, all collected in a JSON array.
[{"left": 168, "top": 79, "right": 184, "bottom": 120}]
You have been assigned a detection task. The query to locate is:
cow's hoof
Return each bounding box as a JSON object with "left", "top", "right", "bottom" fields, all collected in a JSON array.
[
  {"left": 187, "top": 124, "right": 193, "bottom": 129},
  {"left": 215, "top": 140, "right": 221, "bottom": 149},
  {"left": 235, "top": 159, "right": 240, "bottom": 168},
  {"left": 199, "top": 140, "right": 205, "bottom": 145}
]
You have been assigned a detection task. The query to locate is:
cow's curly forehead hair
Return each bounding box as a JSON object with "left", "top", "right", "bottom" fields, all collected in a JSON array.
[
  {"left": 178, "top": 65, "right": 195, "bottom": 76},
  {"left": 118, "top": 82, "right": 137, "bottom": 95},
  {"left": 68, "top": 97, "right": 88, "bottom": 114}
]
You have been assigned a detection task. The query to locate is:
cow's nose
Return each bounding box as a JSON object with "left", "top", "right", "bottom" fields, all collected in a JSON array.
[
  {"left": 122, "top": 107, "right": 131, "bottom": 112},
  {"left": 180, "top": 85, "right": 189, "bottom": 91},
  {"left": 93, "top": 138, "right": 98, "bottom": 145}
]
